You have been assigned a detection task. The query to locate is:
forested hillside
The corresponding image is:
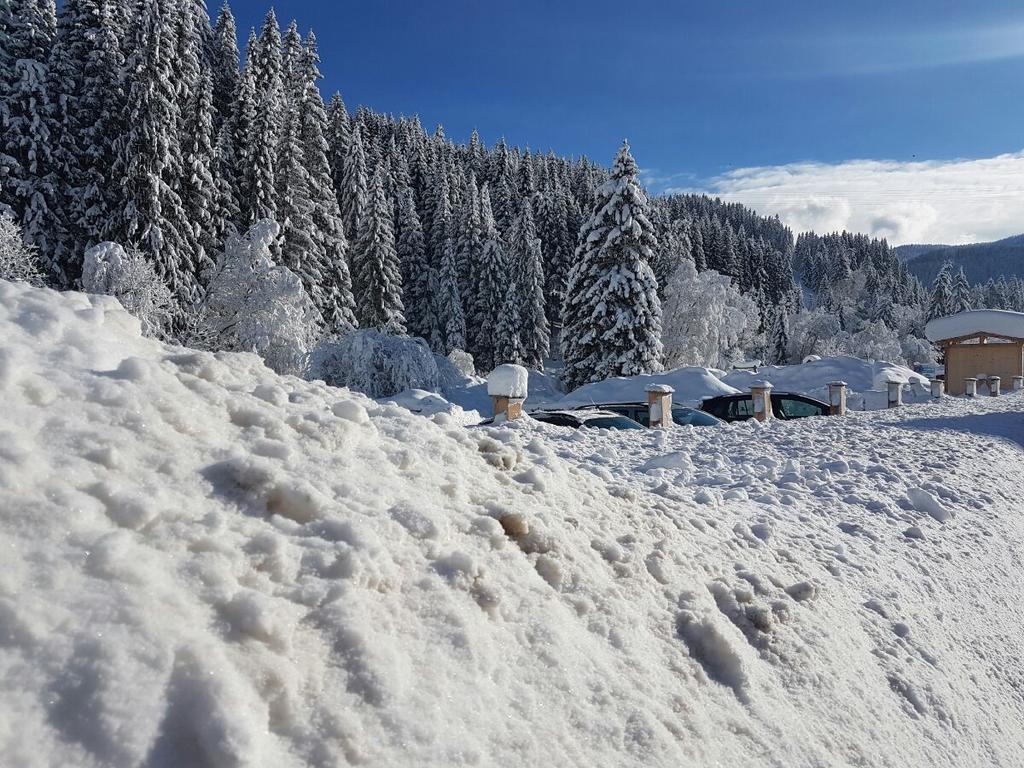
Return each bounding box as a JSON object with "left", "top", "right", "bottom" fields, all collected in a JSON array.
[
  {"left": 1, "top": 0, "right": 946, "bottom": 387},
  {"left": 899, "top": 235, "right": 1024, "bottom": 285}
]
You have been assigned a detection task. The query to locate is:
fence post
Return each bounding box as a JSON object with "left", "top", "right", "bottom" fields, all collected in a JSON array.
[
  {"left": 644, "top": 383, "right": 674, "bottom": 428},
  {"left": 930, "top": 379, "right": 944, "bottom": 400},
  {"left": 487, "top": 364, "right": 528, "bottom": 421},
  {"left": 827, "top": 381, "right": 847, "bottom": 416},
  {"left": 1013, "top": 375, "right": 1024, "bottom": 392},
  {"left": 750, "top": 381, "right": 773, "bottom": 423},
  {"left": 887, "top": 380, "right": 903, "bottom": 409},
  {"left": 964, "top": 377, "right": 977, "bottom": 397},
  {"left": 989, "top": 376, "right": 1001, "bottom": 396}
]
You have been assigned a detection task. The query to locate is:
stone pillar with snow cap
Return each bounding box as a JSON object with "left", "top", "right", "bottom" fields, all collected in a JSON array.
[
  {"left": 750, "top": 381, "right": 773, "bottom": 423},
  {"left": 1014, "top": 375, "right": 1024, "bottom": 392},
  {"left": 930, "top": 379, "right": 944, "bottom": 400},
  {"left": 964, "top": 377, "right": 978, "bottom": 397},
  {"left": 645, "top": 383, "right": 674, "bottom": 428},
  {"left": 827, "top": 381, "right": 847, "bottom": 416},
  {"left": 487, "top": 364, "right": 528, "bottom": 421},
  {"left": 989, "top": 376, "right": 1001, "bottom": 396},
  {"left": 887, "top": 380, "right": 902, "bottom": 409}
]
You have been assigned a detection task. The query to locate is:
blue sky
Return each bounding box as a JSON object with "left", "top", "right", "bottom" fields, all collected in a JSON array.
[{"left": 229, "top": 0, "right": 1024, "bottom": 243}]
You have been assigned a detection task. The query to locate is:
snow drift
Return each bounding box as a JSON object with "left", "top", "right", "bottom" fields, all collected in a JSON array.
[
  {"left": 556, "top": 366, "right": 740, "bottom": 408},
  {"left": 721, "top": 356, "right": 929, "bottom": 402},
  {"left": 3, "top": 280, "right": 1024, "bottom": 767}
]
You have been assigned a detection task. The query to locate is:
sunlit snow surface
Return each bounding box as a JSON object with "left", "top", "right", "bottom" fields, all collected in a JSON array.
[{"left": 2, "top": 279, "right": 1024, "bottom": 767}]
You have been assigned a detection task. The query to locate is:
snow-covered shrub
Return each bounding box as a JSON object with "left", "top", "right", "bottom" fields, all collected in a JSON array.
[
  {"left": 309, "top": 329, "right": 439, "bottom": 398},
  {"left": 0, "top": 214, "right": 45, "bottom": 286},
  {"left": 446, "top": 349, "right": 476, "bottom": 378},
  {"left": 203, "top": 220, "right": 321, "bottom": 376},
  {"left": 661, "top": 259, "right": 759, "bottom": 369},
  {"left": 81, "top": 241, "right": 174, "bottom": 337},
  {"left": 900, "top": 335, "right": 938, "bottom": 368}
]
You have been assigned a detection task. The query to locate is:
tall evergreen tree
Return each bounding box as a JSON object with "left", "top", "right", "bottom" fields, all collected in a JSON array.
[
  {"left": 210, "top": 2, "right": 239, "bottom": 131},
  {"left": 469, "top": 184, "right": 506, "bottom": 372},
  {"left": 928, "top": 262, "right": 954, "bottom": 320},
  {"left": 353, "top": 165, "right": 405, "bottom": 333},
  {"left": 950, "top": 266, "right": 973, "bottom": 315},
  {"left": 340, "top": 121, "right": 367, "bottom": 243},
  {"left": 509, "top": 197, "right": 549, "bottom": 368},
  {"left": 437, "top": 233, "right": 466, "bottom": 352},
  {"left": 561, "top": 141, "right": 662, "bottom": 389}
]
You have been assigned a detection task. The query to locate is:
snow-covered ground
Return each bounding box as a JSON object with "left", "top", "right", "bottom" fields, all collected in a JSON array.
[{"left": 3, "top": 279, "right": 1024, "bottom": 766}]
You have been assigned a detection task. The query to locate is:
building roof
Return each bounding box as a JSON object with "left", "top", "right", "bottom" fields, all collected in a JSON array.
[{"left": 924, "top": 309, "right": 1024, "bottom": 343}]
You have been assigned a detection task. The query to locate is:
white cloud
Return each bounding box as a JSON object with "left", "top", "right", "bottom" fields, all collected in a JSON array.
[{"left": 679, "top": 152, "right": 1024, "bottom": 245}]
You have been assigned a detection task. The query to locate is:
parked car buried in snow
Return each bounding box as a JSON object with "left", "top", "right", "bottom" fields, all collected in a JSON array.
[
  {"left": 699, "top": 392, "right": 830, "bottom": 423},
  {"left": 478, "top": 408, "right": 645, "bottom": 430},
  {"left": 580, "top": 402, "right": 723, "bottom": 428}
]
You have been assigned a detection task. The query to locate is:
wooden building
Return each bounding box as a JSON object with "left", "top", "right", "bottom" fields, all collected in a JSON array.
[{"left": 925, "top": 310, "right": 1024, "bottom": 395}]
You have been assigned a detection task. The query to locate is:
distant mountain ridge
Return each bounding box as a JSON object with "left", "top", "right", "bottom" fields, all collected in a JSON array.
[{"left": 895, "top": 234, "right": 1024, "bottom": 285}]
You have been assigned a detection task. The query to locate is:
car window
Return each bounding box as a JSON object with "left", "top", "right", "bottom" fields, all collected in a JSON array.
[
  {"left": 534, "top": 413, "right": 579, "bottom": 427},
  {"left": 727, "top": 398, "right": 755, "bottom": 420},
  {"left": 583, "top": 415, "right": 645, "bottom": 430},
  {"left": 776, "top": 397, "right": 825, "bottom": 418},
  {"left": 672, "top": 407, "right": 720, "bottom": 426}
]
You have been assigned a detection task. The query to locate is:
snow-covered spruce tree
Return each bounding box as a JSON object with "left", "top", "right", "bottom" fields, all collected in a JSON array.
[
  {"left": 0, "top": 213, "right": 45, "bottom": 285},
  {"left": 210, "top": 2, "right": 239, "bottom": 131},
  {"left": 467, "top": 184, "right": 505, "bottom": 372},
  {"left": 508, "top": 197, "right": 549, "bottom": 368},
  {"left": 65, "top": 0, "right": 124, "bottom": 271},
  {"left": 396, "top": 186, "right": 436, "bottom": 342},
  {"left": 108, "top": 0, "right": 198, "bottom": 310},
  {"left": 202, "top": 219, "right": 320, "bottom": 375},
  {"left": 81, "top": 240, "right": 174, "bottom": 338},
  {"left": 340, "top": 121, "right": 368, "bottom": 244},
  {"left": 325, "top": 92, "right": 350, "bottom": 204},
  {"left": 455, "top": 173, "right": 483, "bottom": 308},
  {"left": 353, "top": 165, "right": 405, "bottom": 334},
  {"left": 437, "top": 235, "right": 466, "bottom": 353},
  {"left": 178, "top": 70, "right": 219, "bottom": 282},
  {"left": 537, "top": 179, "right": 574, "bottom": 332},
  {"left": 661, "top": 259, "right": 759, "bottom": 369},
  {"left": 560, "top": 141, "right": 662, "bottom": 389},
  {"left": 927, "top": 262, "right": 954, "bottom": 320},
  {"left": 242, "top": 11, "right": 283, "bottom": 223},
  {"left": 765, "top": 306, "right": 790, "bottom": 365},
  {"left": 494, "top": 266, "right": 523, "bottom": 367},
  {"left": 950, "top": 266, "right": 973, "bottom": 315},
  {"left": 276, "top": 99, "right": 324, "bottom": 311},
  {"left": 299, "top": 35, "right": 355, "bottom": 334},
  {"left": 3, "top": 0, "right": 60, "bottom": 281}
]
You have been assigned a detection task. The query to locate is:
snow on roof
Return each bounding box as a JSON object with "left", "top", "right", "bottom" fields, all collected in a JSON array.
[
  {"left": 557, "top": 366, "right": 740, "bottom": 409},
  {"left": 925, "top": 309, "right": 1024, "bottom": 342}
]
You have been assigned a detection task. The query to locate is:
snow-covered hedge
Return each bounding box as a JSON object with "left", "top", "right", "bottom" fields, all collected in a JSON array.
[{"left": 309, "top": 329, "right": 439, "bottom": 398}]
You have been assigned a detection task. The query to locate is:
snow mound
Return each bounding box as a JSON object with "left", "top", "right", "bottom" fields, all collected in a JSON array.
[
  {"left": 487, "top": 363, "right": 529, "bottom": 397},
  {"left": 722, "top": 355, "right": 929, "bottom": 404},
  {"left": 557, "top": 365, "right": 740, "bottom": 408},
  {"left": 4, "top": 279, "right": 1024, "bottom": 767},
  {"left": 925, "top": 309, "right": 1024, "bottom": 342}
]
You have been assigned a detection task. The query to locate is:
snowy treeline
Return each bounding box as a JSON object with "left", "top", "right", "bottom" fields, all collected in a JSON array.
[{"left": 927, "top": 261, "right": 1024, "bottom": 318}]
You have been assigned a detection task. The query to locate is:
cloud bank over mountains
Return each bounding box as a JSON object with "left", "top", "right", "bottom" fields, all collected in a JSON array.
[{"left": 674, "top": 151, "right": 1024, "bottom": 246}]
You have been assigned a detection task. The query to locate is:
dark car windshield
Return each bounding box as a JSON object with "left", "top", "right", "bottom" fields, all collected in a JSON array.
[
  {"left": 672, "top": 407, "right": 721, "bottom": 426},
  {"left": 582, "top": 415, "right": 645, "bottom": 430}
]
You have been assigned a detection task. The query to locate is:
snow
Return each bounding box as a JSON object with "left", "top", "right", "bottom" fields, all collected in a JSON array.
[
  {"left": 925, "top": 308, "right": 1024, "bottom": 342},
  {"left": 644, "top": 383, "right": 675, "bottom": 394},
  {"left": 5, "top": 279, "right": 1024, "bottom": 766},
  {"left": 558, "top": 365, "right": 740, "bottom": 408},
  {"left": 486, "top": 363, "right": 529, "bottom": 397},
  {"left": 722, "top": 355, "right": 930, "bottom": 407}
]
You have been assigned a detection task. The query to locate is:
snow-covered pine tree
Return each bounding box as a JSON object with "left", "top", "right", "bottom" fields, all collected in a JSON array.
[
  {"left": 210, "top": 2, "right": 239, "bottom": 131},
  {"left": 560, "top": 141, "right": 663, "bottom": 389},
  {"left": 108, "top": 0, "right": 198, "bottom": 309},
  {"left": 508, "top": 197, "right": 549, "bottom": 368},
  {"left": 353, "top": 165, "right": 405, "bottom": 334},
  {"left": 340, "top": 121, "right": 368, "bottom": 243},
  {"left": 299, "top": 33, "right": 355, "bottom": 333},
  {"left": 243, "top": 10, "right": 283, "bottom": 223},
  {"left": 455, "top": 173, "right": 482, "bottom": 309},
  {"left": 766, "top": 305, "right": 790, "bottom": 365},
  {"left": 396, "top": 186, "right": 436, "bottom": 343},
  {"left": 467, "top": 183, "right": 506, "bottom": 372},
  {"left": 211, "top": 121, "right": 240, "bottom": 244},
  {"left": 928, "top": 262, "right": 954, "bottom": 320},
  {"left": 179, "top": 70, "right": 218, "bottom": 283},
  {"left": 950, "top": 266, "right": 973, "bottom": 315},
  {"left": 438, "top": 233, "right": 466, "bottom": 353},
  {"left": 276, "top": 98, "right": 324, "bottom": 313},
  {"left": 3, "top": 0, "right": 60, "bottom": 280},
  {"left": 537, "top": 179, "right": 573, "bottom": 333},
  {"left": 325, "top": 92, "right": 349, "bottom": 202},
  {"left": 494, "top": 266, "right": 523, "bottom": 367}
]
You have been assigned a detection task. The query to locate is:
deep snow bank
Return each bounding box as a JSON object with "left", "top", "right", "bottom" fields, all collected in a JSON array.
[{"left": 3, "top": 280, "right": 1024, "bottom": 767}]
